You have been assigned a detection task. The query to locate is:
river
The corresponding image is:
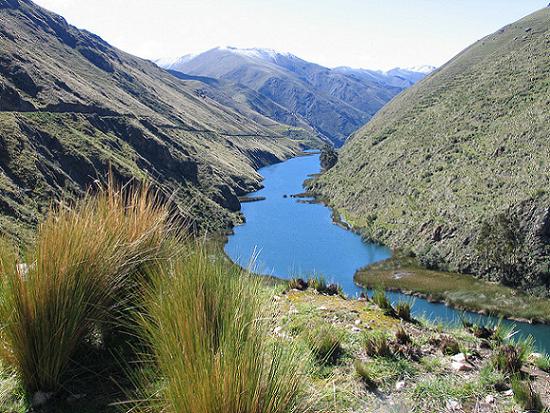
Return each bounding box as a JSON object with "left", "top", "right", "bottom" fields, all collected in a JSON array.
[{"left": 225, "top": 153, "right": 550, "bottom": 353}]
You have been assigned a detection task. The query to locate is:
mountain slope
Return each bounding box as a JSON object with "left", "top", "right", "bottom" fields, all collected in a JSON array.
[
  {"left": 314, "top": 8, "right": 550, "bottom": 294},
  {"left": 159, "top": 48, "right": 431, "bottom": 146},
  {"left": 0, "top": 0, "right": 303, "bottom": 240}
]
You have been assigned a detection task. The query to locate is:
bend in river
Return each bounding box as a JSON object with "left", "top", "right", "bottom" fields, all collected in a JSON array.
[{"left": 225, "top": 153, "right": 550, "bottom": 352}]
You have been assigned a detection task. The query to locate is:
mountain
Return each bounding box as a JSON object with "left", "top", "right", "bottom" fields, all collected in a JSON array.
[
  {"left": 157, "top": 47, "right": 432, "bottom": 146},
  {"left": 313, "top": 8, "right": 550, "bottom": 294},
  {"left": 0, "top": 0, "right": 307, "bottom": 240},
  {"left": 333, "top": 65, "right": 436, "bottom": 89}
]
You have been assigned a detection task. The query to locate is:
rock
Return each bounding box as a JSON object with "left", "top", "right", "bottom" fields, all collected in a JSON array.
[
  {"left": 451, "top": 361, "right": 472, "bottom": 372},
  {"left": 451, "top": 353, "right": 466, "bottom": 363},
  {"left": 350, "top": 326, "right": 361, "bottom": 333},
  {"left": 485, "top": 394, "right": 495, "bottom": 404},
  {"left": 354, "top": 319, "right": 361, "bottom": 325},
  {"left": 446, "top": 399, "right": 462, "bottom": 411},
  {"left": 395, "top": 380, "right": 406, "bottom": 391},
  {"left": 503, "top": 389, "right": 514, "bottom": 397},
  {"left": 32, "top": 391, "right": 53, "bottom": 408},
  {"left": 525, "top": 27, "right": 532, "bottom": 32}
]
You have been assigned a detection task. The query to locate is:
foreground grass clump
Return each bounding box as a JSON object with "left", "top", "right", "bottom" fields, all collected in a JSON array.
[
  {"left": 134, "top": 246, "right": 303, "bottom": 413},
  {"left": 0, "top": 183, "right": 175, "bottom": 395},
  {"left": 511, "top": 376, "right": 544, "bottom": 412},
  {"left": 305, "top": 324, "right": 344, "bottom": 364}
]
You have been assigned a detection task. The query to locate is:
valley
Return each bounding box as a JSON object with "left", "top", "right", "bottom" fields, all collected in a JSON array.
[{"left": 0, "top": 1, "right": 549, "bottom": 412}]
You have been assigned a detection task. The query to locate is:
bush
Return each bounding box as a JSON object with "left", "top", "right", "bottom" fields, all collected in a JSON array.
[
  {"left": 493, "top": 345, "right": 523, "bottom": 374},
  {"left": 133, "top": 245, "right": 303, "bottom": 413},
  {"left": 363, "top": 331, "right": 391, "bottom": 358},
  {"left": 305, "top": 324, "right": 344, "bottom": 364},
  {"left": 395, "top": 300, "right": 413, "bottom": 322},
  {"left": 439, "top": 336, "right": 460, "bottom": 355},
  {"left": 395, "top": 326, "right": 412, "bottom": 345},
  {"left": 0, "top": 182, "right": 175, "bottom": 394}
]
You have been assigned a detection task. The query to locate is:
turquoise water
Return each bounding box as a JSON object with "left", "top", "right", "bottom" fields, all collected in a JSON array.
[{"left": 225, "top": 153, "right": 550, "bottom": 353}]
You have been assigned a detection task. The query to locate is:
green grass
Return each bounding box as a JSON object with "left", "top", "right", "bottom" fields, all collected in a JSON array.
[
  {"left": 355, "top": 254, "right": 550, "bottom": 322},
  {"left": 304, "top": 324, "right": 345, "bottom": 364},
  {"left": 511, "top": 376, "right": 544, "bottom": 412},
  {"left": 132, "top": 245, "right": 304, "bottom": 413},
  {"left": 315, "top": 8, "right": 550, "bottom": 296},
  {"left": 535, "top": 354, "right": 550, "bottom": 372}
]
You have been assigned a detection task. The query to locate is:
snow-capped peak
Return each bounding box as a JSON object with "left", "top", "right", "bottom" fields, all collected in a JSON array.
[{"left": 218, "top": 46, "right": 294, "bottom": 62}]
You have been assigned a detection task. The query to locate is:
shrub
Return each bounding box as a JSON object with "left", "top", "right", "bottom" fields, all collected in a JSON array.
[
  {"left": 305, "top": 324, "right": 344, "bottom": 364},
  {"left": 439, "top": 336, "right": 460, "bottom": 355},
  {"left": 0, "top": 182, "right": 175, "bottom": 394},
  {"left": 493, "top": 345, "right": 523, "bottom": 374},
  {"left": 395, "top": 326, "right": 412, "bottom": 345},
  {"left": 363, "top": 331, "right": 391, "bottom": 358},
  {"left": 307, "top": 275, "right": 327, "bottom": 293},
  {"left": 133, "top": 246, "right": 303, "bottom": 413},
  {"left": 395, "top": 300, "right": 413, "bottom": 322},
  {"left": 511, "top": 376, "right": 543, "bottom": 412},
  {"left": 287, "top": 278, "right": 308, "bottom": 291}
]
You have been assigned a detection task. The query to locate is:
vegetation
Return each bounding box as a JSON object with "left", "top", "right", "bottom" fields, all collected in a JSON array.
[
  {"left": 355, "top": 254, "right": 550, "bottom": 322},
  {"left": 0, "top": 0, "right": 308, "bottom": 241},
  {"left": 132, "top": 246, "right": 303, "bottom": 413},
  {"left": 320, "top": 144, "right": 338, "bottom": 171},
  {"left": 0, "top": 182, "right": 175, "bottom": 394},
  {"left": 313, "top": 7, "right": 550, "bottom": 294},
  {"left": 511, "top": 376, "right": 544, "bottom": 412}
]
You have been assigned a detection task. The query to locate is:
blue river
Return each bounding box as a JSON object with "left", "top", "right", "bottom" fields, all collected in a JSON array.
[{"left": 225, "top": 153, "right": 550, "bottom": 353}]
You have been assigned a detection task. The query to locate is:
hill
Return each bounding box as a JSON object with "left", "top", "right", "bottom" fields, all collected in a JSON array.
[
  {"left": 158, "top": 47, "right": 432, "bottom": 146},
  {"left": 0, "top": 0, "right": 310, "bottom": 240},
  {"left": 313, "top": 8, "right": 550, "bottom": 294}
]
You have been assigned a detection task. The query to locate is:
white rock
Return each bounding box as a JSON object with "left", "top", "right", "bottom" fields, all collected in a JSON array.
[
  {"left": 451, "top": 353, "right": 466, "bottom": 363},
  {"left": 451, "top": 361, "right": 472, "bottom": 372},
  {"left": 318, "top": 306, "right": 328, "bottom": 311},
  {"left": 351, "top": 326, "right": 361, "bottom": 333},
  {"left": 485, "top": 394, "right": 495, "bottom": 404},
  {"left": 503, "top": 389, "right": 514, "bottom": 397},
  {"left": 354, "top": 319, "right": 361, "bottom": 325},
  {"left": 273, "top": 326, "right": 283, "bottom": 335},
  {"left": 395, "top": 380, "right": 406, "bottom": 391},
  {"left": 446, "top": 399, "right": 462, "bottom": 411},
  {"left": 272, "top": 295, "right": 281, "bottom": 301}
]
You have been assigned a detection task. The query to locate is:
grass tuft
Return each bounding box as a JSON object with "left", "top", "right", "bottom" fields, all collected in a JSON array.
[
  {"left": 305, "top": 324, "right": 344, "bottom": 364},
  {"left": 133, "top": 245, "right": 304, "bottom": 413},
  {"left": 0, "top": 181, "right": 176, "bottom": 394},
  {"left": 511, "top": 376, "right": 543, "bottom": 412}
]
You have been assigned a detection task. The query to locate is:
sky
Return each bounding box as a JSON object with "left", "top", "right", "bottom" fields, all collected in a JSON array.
[{"left": 33, "top": 0, "right": 547, "bottom": 71}]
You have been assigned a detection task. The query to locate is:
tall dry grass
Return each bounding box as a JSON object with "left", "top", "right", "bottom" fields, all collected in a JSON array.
[
  {"left": 133, "top": 245, "right": 303, "bottom": 413},
  {"left": 0, "top": 182, "right": 178, "bottom": 394}
]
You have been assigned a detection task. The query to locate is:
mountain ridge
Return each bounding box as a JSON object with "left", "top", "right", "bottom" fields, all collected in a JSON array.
[
  {"left": 157, "top": 47, "right": 432, "bottom": 146},
  {"left": 0, "top": 0, "right": 308, "bottom": 240}
]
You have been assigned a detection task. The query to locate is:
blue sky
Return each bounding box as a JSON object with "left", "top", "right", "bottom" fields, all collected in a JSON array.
[{"left": 34, "top": 0, "right": 547, "bottom": 70}]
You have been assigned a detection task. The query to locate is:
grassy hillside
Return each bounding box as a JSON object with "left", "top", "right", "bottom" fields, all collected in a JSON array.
[
  {"left": 0, "top": 0, "right": 312, "bottom": 240},
  {"left": 313, "top": 8, "right": 550, "bottom": 294},
  {"left": 1, "top": 186, "right": 548, "bottom": 413}
]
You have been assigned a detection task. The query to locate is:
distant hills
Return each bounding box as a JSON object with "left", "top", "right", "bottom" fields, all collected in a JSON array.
[
  {"left": 157, "top": 47, "right": 433, "bottom": 146},
  {"left": 0, "top": 0, "right": 309, "bottom": 239},
  {"left": 314, "top": 7, "right": 550, "bottom": 294}
]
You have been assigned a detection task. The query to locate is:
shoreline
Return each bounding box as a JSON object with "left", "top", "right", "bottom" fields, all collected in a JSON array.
[{"left": 224, "top": 153, "right": 550, "bottom": 326}]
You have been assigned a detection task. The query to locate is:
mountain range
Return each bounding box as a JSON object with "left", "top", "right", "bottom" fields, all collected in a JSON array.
[
  {"left": 0, "top": 0, "right": 310, "bottom": 239},
  {"left": 313, "top": 7, "right": 550, "bottom": 294},
  {"left": 157, "top": 47, "right": 433, "bottom": 146}
]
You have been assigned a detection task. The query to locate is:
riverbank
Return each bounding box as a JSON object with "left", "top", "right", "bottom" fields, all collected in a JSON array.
[{"left": 354, "top": 254, "right": 550, "bottom": 325}]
